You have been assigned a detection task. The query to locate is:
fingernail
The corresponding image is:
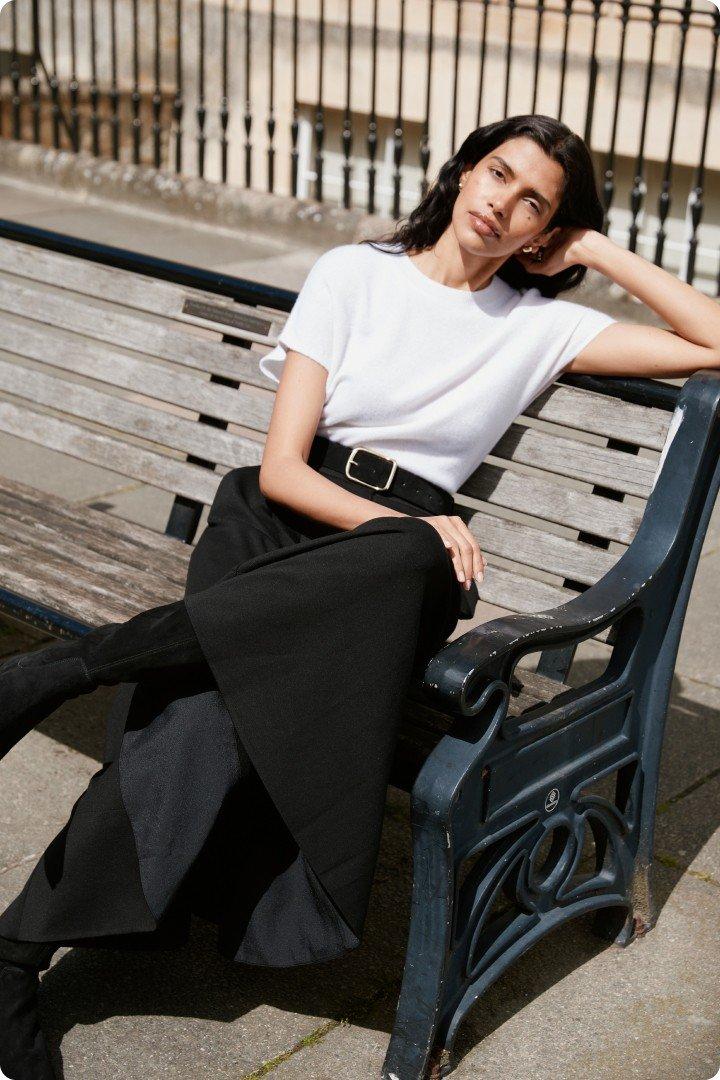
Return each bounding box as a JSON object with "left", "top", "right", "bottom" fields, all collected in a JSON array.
[
  {"left": 457, "top": 571, "right": 465, "bottom": 581},
  {"left": 474, "top": 572, "right": 484, "bottom": 584},
  {"left": 464, "top": 580, "right": 470, "bottom": 590}
]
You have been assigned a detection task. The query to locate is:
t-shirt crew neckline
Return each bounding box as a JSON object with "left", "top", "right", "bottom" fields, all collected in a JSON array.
[{"left": 397, "top": 250, "right": 507, "bottom": 310}]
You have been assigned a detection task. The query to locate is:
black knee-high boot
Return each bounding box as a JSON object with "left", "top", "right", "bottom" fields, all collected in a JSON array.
[
  {"left": 0, "top": 600, "right": 205, "bottom": 760},
  {"left": 0, "top": 951, "right": 57, "bottom": 1080}
]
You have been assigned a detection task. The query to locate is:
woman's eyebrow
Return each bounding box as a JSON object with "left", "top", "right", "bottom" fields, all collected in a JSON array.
[{"left": 489, "top": 156, "right": 551, "bottom": 210}]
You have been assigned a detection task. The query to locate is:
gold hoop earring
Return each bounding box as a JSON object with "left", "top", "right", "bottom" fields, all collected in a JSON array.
[{"left": 521, "top": 245, "right": 534, "bottom": 254}]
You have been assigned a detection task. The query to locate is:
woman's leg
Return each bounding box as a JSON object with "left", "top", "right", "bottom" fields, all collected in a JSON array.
[
  {"left": 0, "top": 597, "right": 207, "bottom": 760},
  {"left": 0, "top": 953, "right": 56, "bottom": 1079}
]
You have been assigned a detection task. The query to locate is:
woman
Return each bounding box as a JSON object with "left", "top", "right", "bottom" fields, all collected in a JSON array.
[{"left": 2, "top": 113, "right": 719, "bottom": 1078}]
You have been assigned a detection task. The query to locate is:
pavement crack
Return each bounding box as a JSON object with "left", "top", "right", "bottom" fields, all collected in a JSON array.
[
  {"left": 656, "top": 764, "right": 720, "bottom": 814},
  {"left": 238, "top": 982, "right": 400, "bottom": 1078},
  {"left": 655, "top": 852, "right": 720, "bottom": 889},
  {"left": 239, "top": 1019, "right": 341, "bottom": 1079}
]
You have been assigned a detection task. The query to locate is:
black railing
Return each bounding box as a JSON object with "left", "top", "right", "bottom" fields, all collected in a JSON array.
[{"left": 0, "top": 0, "right": 718, "bottom": 290}]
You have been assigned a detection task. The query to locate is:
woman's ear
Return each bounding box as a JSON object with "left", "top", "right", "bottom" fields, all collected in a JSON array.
[{"left": 534, "top": 225, "right": 562, "bottom": 246}]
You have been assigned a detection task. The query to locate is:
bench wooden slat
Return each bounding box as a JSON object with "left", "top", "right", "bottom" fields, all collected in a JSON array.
[
  {"left": 0, "top": 237, "right": 237, "bottom": 322},
  {"left": 476, "top": 561, "right": 576, "bottom": 611},
  {"left": 0, "top": 475, "right": 193, "bottom": 563},
  {"left": 0, "top": 512, "right": 188, "bottom": 600},
  {"left": 488, "top": 423, "right": 658, "bottom": 497},
  {"left": 0, "top": 480, "right": 191, "bottom": 585},
  {"left": 525, "top": 383, "right": 671, "bottom": 451},
  {"left": 0, "top": 401, "right": 222, "bottom": 505},
  {"left": 0, "top": 309, "right": 658, "bottom": 508},
  {"left": 0, "top": 240, "right": 670, "bottom": 457},
  {"left": 0, "top": 276, "right": 268, "bottom": 388},
  {"left": 462, "top": 461, "right": 642, "bottom": 544},
  {"left": 0, "top": 314, "right": 272, "bottom": 431},
  {"left": 0, "top": 541, "right": 182, "bottom": 627},
  {"left": 0, "top": 355, "right": 265, "bottom": 468},
  {"left": 467, "top": 507, "right": 617, "bottom": 586}
]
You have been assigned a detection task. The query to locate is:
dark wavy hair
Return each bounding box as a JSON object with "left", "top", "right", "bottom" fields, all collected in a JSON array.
[{"left": 358, "top": 113, "right": 604, "bottom": 298}]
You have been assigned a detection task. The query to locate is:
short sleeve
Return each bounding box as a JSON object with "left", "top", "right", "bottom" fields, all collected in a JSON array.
[
  {"left": 258, "top": 256, "right": 336, "bottom": 385},
  {"left": 551, "top": 300, "right": 618, "bottom": 376}
]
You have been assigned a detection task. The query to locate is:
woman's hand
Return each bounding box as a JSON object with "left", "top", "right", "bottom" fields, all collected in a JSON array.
[
  {"left": 515, "top": 226, "right": 600, "bottom": 277},
  {"left": 421, "top": 515, "right": 487, "bottom": 590}
]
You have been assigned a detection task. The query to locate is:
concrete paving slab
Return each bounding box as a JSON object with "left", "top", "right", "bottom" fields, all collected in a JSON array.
[
  {"left": 0, "top": 708, "right": 389, "bottom": 1077},
  {"left": 676, "top": 549, "right": 720, "bottom": 689},
  {"left": 655, "top": 772, "right": 720, "bottom": 885},
  {"left": 82, "top": 483, "right": 180, "bottom": 535},
  {"left": 269, "top": 867, "right": 720, "bottom": 1080},
  {"left": 655, "top": 674, "right": 720, "bottom": 804}
]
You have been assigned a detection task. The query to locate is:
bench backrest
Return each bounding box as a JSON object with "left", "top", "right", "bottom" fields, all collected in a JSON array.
[{"left": 0, "top": 233, "right": 676, "bottom": 634}]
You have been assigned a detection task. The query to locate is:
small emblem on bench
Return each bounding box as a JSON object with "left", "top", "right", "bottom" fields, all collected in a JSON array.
[{"left": 544, "top": 787, "right": 560, "bottom": 812}]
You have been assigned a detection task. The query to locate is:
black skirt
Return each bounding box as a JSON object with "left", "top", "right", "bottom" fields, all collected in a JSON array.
[{"left": 0, "top": 453, "right": 464, "bottom": 968}]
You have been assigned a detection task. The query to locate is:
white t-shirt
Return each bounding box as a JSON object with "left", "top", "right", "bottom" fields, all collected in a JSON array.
[{"left": 258, "top": 242, "right": 617, "bottom": 492}]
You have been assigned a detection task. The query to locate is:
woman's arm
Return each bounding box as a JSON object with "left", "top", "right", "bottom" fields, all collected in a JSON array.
[
  {"left": 259, "top": 350, "right": 405, "bottom": 531},
  {"left": 259, "top": 349, "right": 487, "bottom": 588},
  {"left": 524, "top": 229, "right": 720, "bottom": 378}
]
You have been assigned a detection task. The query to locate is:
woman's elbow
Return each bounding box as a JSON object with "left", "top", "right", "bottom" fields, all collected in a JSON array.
[
  {"left": 258, "top": 462, "right": 276, "bottom": 499},
  {"left": 258, "top": 454, "right": 298, "bottom": 499}
]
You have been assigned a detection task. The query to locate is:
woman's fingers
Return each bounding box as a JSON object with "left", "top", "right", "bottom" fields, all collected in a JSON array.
[{"left": 433, "top": 516, "right": 486, "bottom": 589}]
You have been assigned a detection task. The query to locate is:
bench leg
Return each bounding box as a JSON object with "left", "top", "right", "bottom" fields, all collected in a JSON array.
[
  {"left": 591, "top": 863, "right": 654, "bottom": 947},
  {"left": 382, "top": 810, "right": 454, "bottom": 1080},
  {"left": 590, "top": 760, "right": 656, "bottom": 947}
]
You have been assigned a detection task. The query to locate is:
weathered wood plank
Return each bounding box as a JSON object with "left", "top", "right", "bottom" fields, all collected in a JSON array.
[
  {"left": 0, "top": 513, "right": 185, "bottom": 600},
  {"left": 486, "top": 423, "right": 658, "bottom": 497},
  {"left": 0, "top": 401, "right": 222, "bottom": 505},
  {"left": 525, "top": 383, "right": 671, "bottom": 451},
  {"left": 0, "top": 314, "right": 273, "bottom": 431},
  {"left": 0, "top": 237, "right": 236, "bottom": 321},
  {"left": 465, "top": 507, "right": 618, "bottom": 586},
  {"left": 0, "top": 474, "right": 193, "bottom": 562},
  {"left": 0, "top": 541, "right": 182, "bottom": 627},
  {"left": 0, "top": 277, "right": 271, "bottom": 388},
  {"left": 0, "top": 487, "right": 191, "bottom": 585},
  {"left": 0, "top": 355, "right": 266, "bottom": 467},
  {"left": 461, "top": 461, "right": 642, "bottom": 544},
  {"left": 1, "top": 239, "right": 671, "bottom": 456}
]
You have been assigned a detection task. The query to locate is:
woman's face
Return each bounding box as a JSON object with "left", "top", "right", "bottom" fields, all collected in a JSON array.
[{"left": 454, "top": 136, "right": 566, "bottom": 259}]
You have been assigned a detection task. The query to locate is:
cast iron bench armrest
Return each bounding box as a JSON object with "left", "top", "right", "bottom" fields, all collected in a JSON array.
[{"left": 422, "top": 370, "right": 720, "bottom": 717}]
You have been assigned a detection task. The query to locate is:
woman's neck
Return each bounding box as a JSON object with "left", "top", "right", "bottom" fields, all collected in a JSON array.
[{"left": 407, "top": 231, "right": 507, "bottom": 292}]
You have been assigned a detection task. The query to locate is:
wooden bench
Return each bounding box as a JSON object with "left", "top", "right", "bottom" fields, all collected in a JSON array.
[{"left": 0, "top": 220, "right": 718, "bottom": 1080}]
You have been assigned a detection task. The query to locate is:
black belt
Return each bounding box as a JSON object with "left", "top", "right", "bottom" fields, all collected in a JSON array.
[{"left": 308, "top": 434, "right": 454, "bottom": 517}]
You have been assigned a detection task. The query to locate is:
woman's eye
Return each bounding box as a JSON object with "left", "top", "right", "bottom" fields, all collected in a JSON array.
[
  {"left": 527, "top": 200, "right": 541, "bottom": 214},
  {"left": 490, "top": 167, "right": 504, "bottom": 179}
]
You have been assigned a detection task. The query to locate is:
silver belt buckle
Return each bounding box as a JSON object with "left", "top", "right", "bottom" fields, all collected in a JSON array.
[{"left": 345, "top": 445, "right": 398, "bottom": 492}]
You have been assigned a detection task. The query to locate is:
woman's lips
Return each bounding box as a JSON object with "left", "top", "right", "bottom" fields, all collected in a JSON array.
[{"left": 469, "top": 212, "right": 498, "bottom": 239}]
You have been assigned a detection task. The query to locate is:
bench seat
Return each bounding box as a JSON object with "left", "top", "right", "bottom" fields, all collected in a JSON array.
[{"left": 0, "top": 474, "right": 190, "bottom": 632}]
